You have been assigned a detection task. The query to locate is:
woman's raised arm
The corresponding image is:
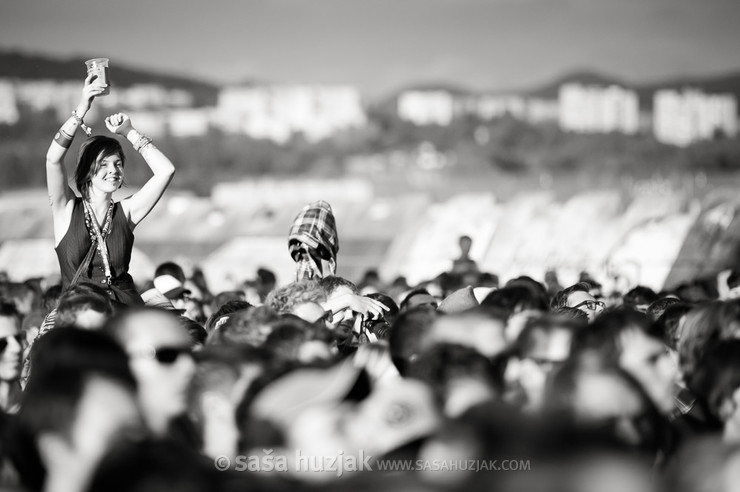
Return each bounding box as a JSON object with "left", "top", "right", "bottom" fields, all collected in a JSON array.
[
  {"left": 107, "top": 113, "right": 176, "bottom": 227},
  {"left": 46, "top": 75, "right": 107, "bottom": 239}
]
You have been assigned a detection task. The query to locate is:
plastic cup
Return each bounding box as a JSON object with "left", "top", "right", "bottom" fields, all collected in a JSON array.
[{"left": 85, "top": 58, "right": 110, "bottom": 95}]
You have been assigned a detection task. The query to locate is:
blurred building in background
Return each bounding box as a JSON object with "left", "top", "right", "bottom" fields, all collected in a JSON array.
[
  {"left": 0, "top": 80, "right": 18, "bottom": 124},
  {"left": 558, "top": 83, "right": 640, "bottom": 134},
  {"left": 397, "top": 91, "right": 456, "bottom": 126},
  {"left": 653, "top": 89, "right": 738, "bottom": 147},
  {"left": 214, "top": 84, "right": 366, "bottom": 143},
  {"left": 397, "top": 90, "right": 559, "bottom": 126}
]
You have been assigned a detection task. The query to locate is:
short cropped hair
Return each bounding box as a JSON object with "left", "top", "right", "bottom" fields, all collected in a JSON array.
[
  {"left": 550, "top": 282, "right": 592, "bottom": 310},
  {"left": 318, "top": 276, "right": 358, "bottom": 296}
]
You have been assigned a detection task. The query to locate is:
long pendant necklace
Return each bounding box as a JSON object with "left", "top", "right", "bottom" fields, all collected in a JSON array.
[{"left": 83, "top": 199, "right": 115, "bottom": 286}]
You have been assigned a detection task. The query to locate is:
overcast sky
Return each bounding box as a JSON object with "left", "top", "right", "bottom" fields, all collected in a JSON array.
[{"left": 1, "top": 0, "right": 739, "bottom": 95}]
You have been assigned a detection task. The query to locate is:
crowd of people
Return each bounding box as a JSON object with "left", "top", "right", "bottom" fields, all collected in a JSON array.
[
  {"left": 0, "top": 75, "right": 739, "bottom": 492},
  {"left": 4, "top": 232, "right": 740, "bottom": 492}
]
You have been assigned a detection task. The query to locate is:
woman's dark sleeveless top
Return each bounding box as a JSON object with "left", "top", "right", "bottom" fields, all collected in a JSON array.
[{"left": 55, "top": 198, "right": 143, "bottom": 306}]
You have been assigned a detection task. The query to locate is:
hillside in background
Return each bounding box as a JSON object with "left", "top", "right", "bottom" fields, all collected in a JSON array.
[
  {"left": 4, "top": 49, "right": 740, "bottom": 108},
  {"left": 525, "top": 68, "right": 740, "bottom": 110},
  {"left": 0, "top": 50, "right": 219, "bottom": 105}
]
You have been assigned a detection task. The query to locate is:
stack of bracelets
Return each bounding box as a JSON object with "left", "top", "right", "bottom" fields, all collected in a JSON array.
[
  {"left": 133, "top": 133, "right": 153, "bottom": 153},
  {"left": 53, "top": 109, "right": 92, "bottom": 148}
]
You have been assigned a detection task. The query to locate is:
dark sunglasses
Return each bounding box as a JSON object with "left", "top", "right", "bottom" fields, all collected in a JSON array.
[
  {"left": 0, "top": 334, "right": 24, "bottom": 353},
  {"left": 131, "top": 345, "right": 191, "bottom": 365}
]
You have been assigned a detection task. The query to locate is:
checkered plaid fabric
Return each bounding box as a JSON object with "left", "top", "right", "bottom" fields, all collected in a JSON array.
[{"left": 288, "top": 200, "right": 339, "bottom": 263}]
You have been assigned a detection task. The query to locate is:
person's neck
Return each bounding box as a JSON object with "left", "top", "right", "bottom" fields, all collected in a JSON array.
[
  {"left": 85, "top": 189, "right": 113, "bottom": 224},
  {"left": 43, "top": 466, "right": 88, "bottom": 492},
  {"left": 142, "top": 406, "right": 173, "bottom": 438},
  {"left": 202, "top": 417, "right": 239, "bottom": 459},
  {"left": 0, "top": 380, "right": 10, "bottom": 409}
]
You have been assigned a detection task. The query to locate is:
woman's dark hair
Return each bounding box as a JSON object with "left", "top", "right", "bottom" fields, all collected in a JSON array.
[{"left": 75, "top": 136, "right": 125, "bottom": 200}]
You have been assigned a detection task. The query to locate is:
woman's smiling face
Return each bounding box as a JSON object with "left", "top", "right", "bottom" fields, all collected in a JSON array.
[{"left": 90, "top": 152, "right": 124, "bottom": 194}]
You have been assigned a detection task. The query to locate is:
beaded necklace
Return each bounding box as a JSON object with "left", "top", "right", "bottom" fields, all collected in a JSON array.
[{"left": 82, "top": 199, "right": 115, "bottom": 286}]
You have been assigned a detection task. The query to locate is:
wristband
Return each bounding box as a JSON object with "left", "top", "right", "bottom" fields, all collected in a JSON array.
[
  {"left": 54, "top": 130, "right": 73, "bottom": 149},
  {"left": 71, "top": 110, "right": 92, "bottom": 137}
]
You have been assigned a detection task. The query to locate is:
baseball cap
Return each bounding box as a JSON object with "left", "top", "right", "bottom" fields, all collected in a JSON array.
[{"left": 153, "top": 274, "right": 191, "bottom": 300}]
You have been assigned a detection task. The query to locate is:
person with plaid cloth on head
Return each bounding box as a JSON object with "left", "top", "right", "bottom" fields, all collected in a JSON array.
[
  {"left": 286, "top": 201, "right": 388, "bottom": 331},
  {"left": 288, "top": 201, "right": 339, "bottom": 281}
]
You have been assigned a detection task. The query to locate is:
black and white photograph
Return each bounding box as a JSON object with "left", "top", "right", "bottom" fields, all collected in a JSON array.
[{"left": 1, "top": 0, "right": 740, "bottom": 490}]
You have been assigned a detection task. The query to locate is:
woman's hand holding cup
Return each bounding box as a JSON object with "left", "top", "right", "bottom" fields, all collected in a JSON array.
[{"left": 78, "top": 74, "right": 108, "bottom": 114}]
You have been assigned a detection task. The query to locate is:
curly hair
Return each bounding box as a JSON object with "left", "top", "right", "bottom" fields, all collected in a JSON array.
[{"left": 265, "top": 280, "right": 327, "bottom": 315}]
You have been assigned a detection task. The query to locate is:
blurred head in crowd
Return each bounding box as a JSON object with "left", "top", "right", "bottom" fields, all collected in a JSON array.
[
  {"left": 649, "top": 302, "right": 692, "bottom": 351},
  {"left": 546, "top": 362, "right": 669, "bottom": 458},
  {"left": 211, "top": 291, "right": 246, "bottom": 314},
  {"left": 400, "top": 288, "right": 438, "bottom": 312},
  {"left": 483, "top": 282, "right": 549, "bottom": 341},
  {"left": 262, "top": 315, "right": 335, "bottom": 364},
  {"left": 106, "top": 308, "right": 195, "bottom": 436},
  {"left": 645, "top": 296, "right": 683, "bottom": 322},
  {"left": 483, "top": 283, "right": 549, "bottom": 315},
  {"left": 427, "top": 306, "right": 508, "bottom": 360},
  {"left": 40, "top": 284, "right": 63, "bottom": 314},
  {"left": 18, "top": 329, "right": 140, "bottom": 492},
  {"left": 27, "top": 328, "right": 130, "bottom": 385},
  {"left": 88, "top": 439, "right": 214, "bottom": 492},
  {"left": 154, "top": 261, "right": 186, "bottom": 284},
  {"left": 152, "top": 273, "right": 192, "bottom": 314},
  {"left": 552, "top": 282, "right": 605, "bottom": 322},
  {"left": 678, "top": 300, "right": 740, "bottom": 395},
  {"left": 189, "top": 345, "right": 271, "bottom": 459},
  {"left": 508, "top": 315, "right": 581, "bottom": 411},
  {"left": 55, "top": 294, "right": 112, "bottom": 330},
  {"left": 180, "top": 316, "right": 207, "bottom": 349},
  {"left": 691, "top": 341, "right": 740, "bottom": 442},
  {"left": 408, "top": 343, "right": 501, "bottom": 418},
  {"left": 204, "top": 299, "right": 251, "bottom": 332},
  {"left": 206, "top": 305, "right": 279, "bottom": 347},
  {"left": 0, "top": 282, "right": 36, "bottom": 317},
  {"left": 571, "top": 309, "right": 677, "bottom": 414},
  {"left": 266, "top": 279, "right": 327, "bottom": 323},
  {"left": 623, "top": 286, "right": 658, "bottom": 313},
  {"left": 389, "top": 306, "right": 437, "bottom": 376},
  {"left": 0, "top": 301, "right": 23, "bottom": 385}
]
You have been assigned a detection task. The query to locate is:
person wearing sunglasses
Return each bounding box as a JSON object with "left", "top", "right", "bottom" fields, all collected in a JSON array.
[
  {"left": 106, "top": 308, "right": 195, "bottom": 438},
  {"left": 0, "top": 301, "right": 23, "bottom": 412},
  {"left": 551, "top": 282, "right": 605, "bottom": 322}
]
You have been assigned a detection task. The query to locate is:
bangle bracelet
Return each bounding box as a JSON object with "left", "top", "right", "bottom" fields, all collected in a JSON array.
[{"left": 71, "top": 110, "right": 92, "bottom": 137}]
